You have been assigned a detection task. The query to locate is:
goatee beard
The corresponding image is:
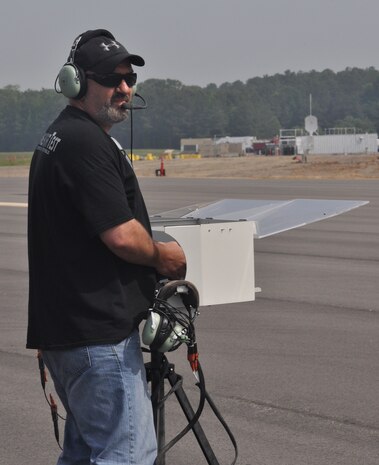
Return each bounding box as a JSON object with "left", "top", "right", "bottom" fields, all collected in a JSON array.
[{"left": 95, "top": 98, "right": 129, "bottom": 126}]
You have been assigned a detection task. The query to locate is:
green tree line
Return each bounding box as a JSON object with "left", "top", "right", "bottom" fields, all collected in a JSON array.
[{"left": 1, "top": 67, "right": 379, "bottom": 151}]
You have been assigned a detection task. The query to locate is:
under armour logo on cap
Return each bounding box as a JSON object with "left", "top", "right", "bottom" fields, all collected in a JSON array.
[
  {"left": 100, "top": 40, "right": 121, "bottom": 52},
  {"left": 72, "top": 29, "right": 145, "bottom": 74}
]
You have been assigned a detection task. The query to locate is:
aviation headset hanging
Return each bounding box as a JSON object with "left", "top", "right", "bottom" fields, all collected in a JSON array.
[{"left": 142, "top": 280, "right": 200, "bottom": 353}]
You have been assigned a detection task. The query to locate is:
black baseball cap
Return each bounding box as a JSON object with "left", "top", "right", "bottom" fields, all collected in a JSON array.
[{"left": 73, "top": 29, "right": 145, "bottom": 73}]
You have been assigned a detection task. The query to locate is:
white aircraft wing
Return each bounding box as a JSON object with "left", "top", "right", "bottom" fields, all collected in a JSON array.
[{"left": 151, "top": 198, "right": 369, "bottom": 238}]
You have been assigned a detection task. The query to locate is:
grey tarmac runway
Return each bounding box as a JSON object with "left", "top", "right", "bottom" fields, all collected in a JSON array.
[{"left": 0, "top": 175, "right": 378, "bottom": 465}]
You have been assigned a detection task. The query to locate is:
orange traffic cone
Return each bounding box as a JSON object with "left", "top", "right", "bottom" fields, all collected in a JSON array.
[{"left": 160, "top": 157, "right": 166, "bottom": 176}]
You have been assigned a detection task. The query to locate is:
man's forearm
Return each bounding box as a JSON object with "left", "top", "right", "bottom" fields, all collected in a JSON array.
[{"left": 100, "top": 219, "right": 186, "bottom": 279}]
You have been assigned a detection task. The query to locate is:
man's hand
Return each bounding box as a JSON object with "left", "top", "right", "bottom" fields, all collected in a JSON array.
[{"left": 154, "top": 241, "right": 187, "bottom": 280}]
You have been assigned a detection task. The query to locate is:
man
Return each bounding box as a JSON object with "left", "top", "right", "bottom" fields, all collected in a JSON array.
[{"left": 27, "top": 29, "right": 186, "bottom": 465}]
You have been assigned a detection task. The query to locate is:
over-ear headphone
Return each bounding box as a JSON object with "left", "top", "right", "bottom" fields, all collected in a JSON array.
[
  {"left": 55, "top": 30, "right": 115, "bottom": 99},
  {"left": 142, "top": 280, "right": 200, "bottom": 353}
]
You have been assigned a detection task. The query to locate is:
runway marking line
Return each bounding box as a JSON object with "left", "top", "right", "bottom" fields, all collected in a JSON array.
[{"left": 0, "top": 202, "right": 28, "bottom": 208}]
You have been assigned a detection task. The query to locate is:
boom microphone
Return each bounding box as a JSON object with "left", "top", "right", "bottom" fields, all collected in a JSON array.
[{"left": 121, "top": 93, "right": 147, "bottom": 110}]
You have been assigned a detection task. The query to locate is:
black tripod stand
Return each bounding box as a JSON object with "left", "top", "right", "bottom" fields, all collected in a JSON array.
[{"left": 145, "top": 351, "right": 220, "bottom": 465}]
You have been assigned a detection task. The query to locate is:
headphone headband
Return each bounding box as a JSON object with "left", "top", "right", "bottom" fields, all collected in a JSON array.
[
  {"left": 67, "top": 35, "right": 82, "bottom": 64},
  {"left": 157, "top": 280, "right": 199, "bottom": 311}
]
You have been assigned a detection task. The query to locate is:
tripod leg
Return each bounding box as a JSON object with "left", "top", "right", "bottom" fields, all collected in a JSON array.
[
  {"left": 149, "top": 353, "right": 167, "bottom": 465},
  {"left": 167, "top": 369, "right": 220, "bottom": 465},
  {"left": 147, "top": 353, "right": 220, "bottom": 465}
]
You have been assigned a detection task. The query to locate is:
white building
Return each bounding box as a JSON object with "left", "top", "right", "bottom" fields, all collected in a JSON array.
[
  {"left": 181, "top": 136, "right": 256, "bottom": 157},
  {"left": 297, "top": 133, "right": 378, "bottom": 155},
  {"left": 214, "top": 136, "right": 256, "bottom": 153}
]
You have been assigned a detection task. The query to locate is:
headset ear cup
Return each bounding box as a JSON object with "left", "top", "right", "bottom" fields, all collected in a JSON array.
[
  {"left": 152, "top": 316, "right": 172, "bottom": 352},
  {"left": 142, "top": 311, "right": 160, "bottom": 348},
  {"left": 58, "top": 63, "right": 87, "bottom": 99},
  {"left": 142, "top": 310, "right": 185, "bottom": 352},
  {"left": 143, "top": 312, "right": 172, "bottom": 352},
  {"left": 142, "top": 311, "right": 168, "bottom": 351}
]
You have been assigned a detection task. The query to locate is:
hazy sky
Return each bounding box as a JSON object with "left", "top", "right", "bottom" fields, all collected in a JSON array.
[{"left": 1, "top": 0, "right": 379, "bottom": 90}]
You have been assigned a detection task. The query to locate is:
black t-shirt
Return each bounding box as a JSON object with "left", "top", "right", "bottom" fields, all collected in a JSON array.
[{"left": 27, "top": 106, "right": 156, "bottom": 349}]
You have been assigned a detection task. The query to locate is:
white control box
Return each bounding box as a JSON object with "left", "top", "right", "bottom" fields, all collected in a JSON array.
[{"left": 154, "top": 221, "right": 258, "bottom": 306}]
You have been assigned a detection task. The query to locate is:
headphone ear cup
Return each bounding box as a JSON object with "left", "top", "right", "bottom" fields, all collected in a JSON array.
[
  {"left": 142, "top": 311, "right": 185, "bottom": 352},
  {"left": 152, "top": 316, "right": 172, "bottom": 352},
  {"left": 58, "top": 63, "right": 87, "bottom": 99},
  {"left": 142, "top": 311, "right": 171, "bottom": 352},
  {"left": 142, "top": 311, "right": 162, "bottom": 348}
]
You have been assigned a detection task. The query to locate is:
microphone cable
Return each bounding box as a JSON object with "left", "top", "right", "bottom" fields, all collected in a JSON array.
[{"left": 127, "top": 93, "right": 147, "bottom": 166}]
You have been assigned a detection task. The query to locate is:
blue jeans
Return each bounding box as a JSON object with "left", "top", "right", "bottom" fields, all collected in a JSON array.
[{"left": 42, "top": 330, "right": 157, "bottom": 465}]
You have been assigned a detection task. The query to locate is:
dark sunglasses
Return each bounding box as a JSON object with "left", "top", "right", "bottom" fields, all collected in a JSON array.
[{"left": 86, "top": 72, "right": 137, "bottom": 88}]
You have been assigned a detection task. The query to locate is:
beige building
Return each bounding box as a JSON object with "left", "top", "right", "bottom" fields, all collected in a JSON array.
[{"left": 180, "top": 137, "right": 255, "bottom": 157}]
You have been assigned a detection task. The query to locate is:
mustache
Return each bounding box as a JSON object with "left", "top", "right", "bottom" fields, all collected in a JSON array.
[{"left": 111, "top": 92, "right": 129, "bottom": 104}]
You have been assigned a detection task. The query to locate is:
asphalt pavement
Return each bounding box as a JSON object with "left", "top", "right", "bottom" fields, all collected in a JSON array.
[{"left": 0, "top": 175, "right": 378, "bottom": 465}]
